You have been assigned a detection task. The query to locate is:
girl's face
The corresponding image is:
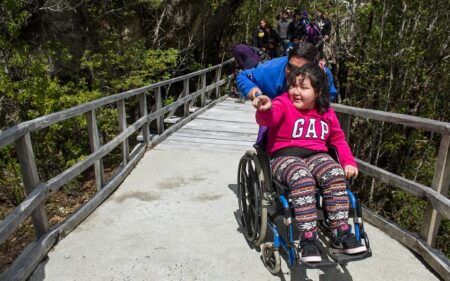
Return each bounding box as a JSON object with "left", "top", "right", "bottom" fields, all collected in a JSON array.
[{"left": 288, "top": 76, "right": 317, "bottom": 110}]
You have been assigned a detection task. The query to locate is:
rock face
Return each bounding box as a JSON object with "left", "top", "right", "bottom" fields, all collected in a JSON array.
[{"left": 30, "top": 0, "right": 243, "bottom": 79}]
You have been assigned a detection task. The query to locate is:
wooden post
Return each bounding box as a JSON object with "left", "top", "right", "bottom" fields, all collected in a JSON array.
[
  {"left": 339, "top": 113, "right": 351, "bottom": 142},
  {"left": 215, "top": 65, "right": 222, "bottom": 99},
  {"left": 200, "top": 73, "right": 207, "bottom": 107},
  {"left": 117, "top": 99, "right": 130, "bottom": 165},
  {"left": 421, "top": 134, "right": 450, "bottom": 246},
  {"left": 139, "top": 92, "right": 150, "bottom": 143},
  {"left": 15, "top": 133, "right": 49, "bottom": 237},
  {"left": 155, "top": 87, "right": 164, "bottom": 134},
  {"left": 183, "top": 78, "right": 190, "bottom": 117},
  {"left": 85, "top": 110, "right": 104, "bottom": 191}
]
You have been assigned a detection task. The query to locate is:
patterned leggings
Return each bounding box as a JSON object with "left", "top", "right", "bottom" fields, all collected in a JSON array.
[{"left": 271, "top": 153, "right": 349, "bottom": 235}]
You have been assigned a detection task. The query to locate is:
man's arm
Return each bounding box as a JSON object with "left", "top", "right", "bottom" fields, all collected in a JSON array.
[{"left": 236, "top": 69, "right": 262, "bottom": 101}]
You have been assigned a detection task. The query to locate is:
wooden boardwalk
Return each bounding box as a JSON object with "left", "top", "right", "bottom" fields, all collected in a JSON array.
[
  {"left": 159, "top": 98, "right": 259, "bottom": 151},
  {"left": 28, "top": 98, "right": 441, "bottom": 281}
]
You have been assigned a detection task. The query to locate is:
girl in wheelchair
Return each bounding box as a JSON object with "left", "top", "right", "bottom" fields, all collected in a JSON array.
[{"left": 253, "top": 63, "right": 367, "bottom": 263}]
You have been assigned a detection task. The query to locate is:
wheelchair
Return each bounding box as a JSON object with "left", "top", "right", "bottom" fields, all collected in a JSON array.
[{"left": 237, "top": 133, "right": 372, "bottom": 274}]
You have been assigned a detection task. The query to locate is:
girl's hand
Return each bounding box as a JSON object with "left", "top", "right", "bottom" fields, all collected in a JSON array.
[
  {"left": 253, "top": 95, "right": 272, "bottom": 111},
  {"left": 344, "top": 165, "right": 358, "bottom": 179}
]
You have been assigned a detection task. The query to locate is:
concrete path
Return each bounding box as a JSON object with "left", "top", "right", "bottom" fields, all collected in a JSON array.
[{"left": 29, "top": 98, "right": 440, "bottom": 281}]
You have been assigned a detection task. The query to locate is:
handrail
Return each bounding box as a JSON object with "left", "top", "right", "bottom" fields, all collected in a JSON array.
[
  {"left": 333, "top": 103, "right": 450, "bottom": 134},
  {"left": 0, "top": 58, "right": 235, "bottom": 148},
  {"left": 334, "top": 103, "right": 450, "bottom": 280},
  {"left": 0, "top": 59, "right": 235, "bottom": 280}
]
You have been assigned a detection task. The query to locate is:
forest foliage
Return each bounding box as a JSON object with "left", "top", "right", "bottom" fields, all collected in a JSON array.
[{"left": 0, "top": 0, "right": 449, "bottom": 267}]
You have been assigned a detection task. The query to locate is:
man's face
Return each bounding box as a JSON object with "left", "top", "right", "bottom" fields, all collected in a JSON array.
[{"left": 285, "top": 57, "right": 310, "bottom": 78}]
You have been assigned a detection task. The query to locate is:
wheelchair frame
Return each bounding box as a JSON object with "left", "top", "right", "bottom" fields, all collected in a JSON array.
[{"left": 237, "top": 144, "right": 372, "bottom": 274}]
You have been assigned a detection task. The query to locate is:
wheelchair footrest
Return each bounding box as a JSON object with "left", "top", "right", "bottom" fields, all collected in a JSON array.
[
  {"left": 330, "top": 249, "right": 372, "bottom": 265},
  {"left": 301, "top": 258, "right": 337, "bottom": 269}
]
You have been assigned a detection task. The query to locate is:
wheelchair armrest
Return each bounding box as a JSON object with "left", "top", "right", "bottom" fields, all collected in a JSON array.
[{"left": 273, "top": 178, "right": 290, "bottom": 196}]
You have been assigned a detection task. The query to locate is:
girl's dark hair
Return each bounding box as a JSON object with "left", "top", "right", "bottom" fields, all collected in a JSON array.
[{"left": 287, "top": 63, "right": 330, "bottom": 113}]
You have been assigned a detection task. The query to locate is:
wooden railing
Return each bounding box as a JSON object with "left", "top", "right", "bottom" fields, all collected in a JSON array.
[
  {"left": 334, "top": 104, "right": 450, "bottom": 280},
  {"left": 0, "top": 59, "right": 234, "bottom": 281}
]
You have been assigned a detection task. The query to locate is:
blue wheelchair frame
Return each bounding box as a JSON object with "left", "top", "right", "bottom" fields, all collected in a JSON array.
[{"left": 237, "top": 141, "right": 372, "bottom": 274}]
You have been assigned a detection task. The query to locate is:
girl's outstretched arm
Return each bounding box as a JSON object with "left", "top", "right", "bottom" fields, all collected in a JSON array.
[{"left": 255, "top": 95, "right": 285, "bottom": 127}]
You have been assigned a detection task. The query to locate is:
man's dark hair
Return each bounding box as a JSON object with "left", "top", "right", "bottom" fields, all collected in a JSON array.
[
  {"left": 287, "top": 63, "right": 330, "bottom": 113},
  {"left": 288, "top": 42, "right": 319, "bottom": 63}
]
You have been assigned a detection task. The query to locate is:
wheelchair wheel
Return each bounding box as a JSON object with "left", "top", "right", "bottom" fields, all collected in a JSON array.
[
  {"left": 237, "top": 149, "right": 268, "bottom": 246},
  {"left": 261, "top": 242, "right": 281, "bottom": 274}
]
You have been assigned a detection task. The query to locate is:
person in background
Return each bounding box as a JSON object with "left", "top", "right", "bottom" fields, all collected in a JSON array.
[
  {"left": 229, "top": 43, "right": 263, "bottom": 101},
  {"left": 261, "top": 24, "right": 281, "bottom": 56},
  {"left": 305, "top": 17, "right": 322, "bottom": 49},
  {"left": 316, "top": 11, "right": 333, "bottom": 60},
  {"left": 253, "top": 63, "right": 366, "bottom": 263},
  {"left": 316, "top": 11, "right": 332, "bottom": 41},
  {"left": 319, "top": 58, "right": 338, "bottom": 102},
  {"left": 231, "top": 43, "right": 262, "bottom": 70},
  {"left": 276, "top": 11, "right": 292, "bottom": 53},
  {"left": 254, "top": 19, "right": 269, "bottom": 49},
  {"left": 288, "top": 13, "right": 307, "bottom": 43},
  {"left": 285, "top": 37, "right": 301, "bottom": 56}
]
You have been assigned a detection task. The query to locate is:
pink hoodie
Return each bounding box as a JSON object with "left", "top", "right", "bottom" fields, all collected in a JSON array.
[{"left": 255, "top": 92, "right": 357, "bottom": 167}]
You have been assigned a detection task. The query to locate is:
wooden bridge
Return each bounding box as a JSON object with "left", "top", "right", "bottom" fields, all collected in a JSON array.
[{"left": 0, "top": 60, "right": 449, "bottom": 280}]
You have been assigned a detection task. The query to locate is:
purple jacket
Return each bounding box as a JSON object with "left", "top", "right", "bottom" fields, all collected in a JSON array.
[{"left": 231, "top": 44, "right": 261, "bottom": 70}]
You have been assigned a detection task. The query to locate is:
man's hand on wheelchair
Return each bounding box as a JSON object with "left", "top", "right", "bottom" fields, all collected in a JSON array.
[
  {"left": 344, "top": 165, "right": 358, "bottom": 179},
  {"left": 253, "top": 94, "right": 272, "bottom": 111}
]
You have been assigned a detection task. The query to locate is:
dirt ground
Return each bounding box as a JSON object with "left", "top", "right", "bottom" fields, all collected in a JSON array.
[{"left": 0, "top": 175, "right": 97, "bottom": 272}]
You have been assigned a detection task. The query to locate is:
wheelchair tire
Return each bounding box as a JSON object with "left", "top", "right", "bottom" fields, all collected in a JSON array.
[
  {"left": 237, "top": 149, "right": 268, "bottom": 246},
  {"left": 261, "top": 242, "right": 281, "bottom": 274}
]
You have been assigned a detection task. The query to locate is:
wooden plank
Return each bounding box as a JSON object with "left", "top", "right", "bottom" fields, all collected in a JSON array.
[
  {"left": 183, "top": 79, "right": 190, "bottom": 117},
  {"left": 333, "top": 103, "right": 450, "bottom": 135},
  {"left": 15, "top": 133, "right": 49, "bottom": 237},
  {"left": 117, "top": 99, "right": 130, "bottom": 165},
  {"left": 215, "top": 65, "right": 222, "bottom": 99},
  {"left": 357, "top": 159, "right": 450, "bottom": 219},
  {"left": 147, "top": 95, "right": 228, "bottom": 150},
  {"left": 195, "top": 115, "right": 257, "bottom": 124},
  {"left": 166, "top": 79, "right": 187, "bottom": 119},
  {"left": 160, "top": 136, "right": 255, "bottom": 148},
  {"left": 421, "top": 134, "right": 450, "bottom": 245},
  {"left": 174, "top": 128, "right": 257, "bottom": 140},
  {"left": 0, "top": 228, "right": 59, "bottom": 281},
  {"left": 181, "top": 124, "right": 258, "bottom": 135},
  {"left": 339, "top": 113, "right": 351, "bottom": 142},
  {"left": 416, "top": 239, "right": 450, "bottom": 281},
  {"left": 155, "top": 87, "right": 164, "bottom": 134},
  {"left": 182, "top": 119, "right": 258, "bottom": 131},
  {"left": 362, "top": 207, "right": 450, "bottom": 281},
  {"left": 157, "top": 141, "right": 250, "bottom": 152},
  {"left": 85, "top": 110, "right": 104, "bottom": 190},
  {"left": 200, "top": 73, "right": 207, "bottom": 107},
  {"left": 164, "top": 116, "right": 183, "bottom": 124},
  {"left": 139, "top": 92, "right": 149, "bottom": 144}
]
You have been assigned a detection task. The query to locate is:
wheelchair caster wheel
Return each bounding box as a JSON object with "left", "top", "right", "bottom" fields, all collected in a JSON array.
[{"left": 261, "top": 242, "right": 281, "bottom": 274}]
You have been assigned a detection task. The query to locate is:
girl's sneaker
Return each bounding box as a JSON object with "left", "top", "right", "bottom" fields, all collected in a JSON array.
[
  {"left": 299, "top": 232, "right": 322, "bottom": 263},
  {"left": 330, "top": 229, "right": 367, "bottom": 255}
]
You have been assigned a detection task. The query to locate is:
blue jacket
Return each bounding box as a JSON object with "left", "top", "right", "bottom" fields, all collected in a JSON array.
[
  {"left": 236, "top": 56, "right": 338, "bottom": 101},
  {"left": 236, "top": 57, "right": 288, "bottom": 99},
  {"left": 325, "top": 66, "right": 338, "bottom": 102}
]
